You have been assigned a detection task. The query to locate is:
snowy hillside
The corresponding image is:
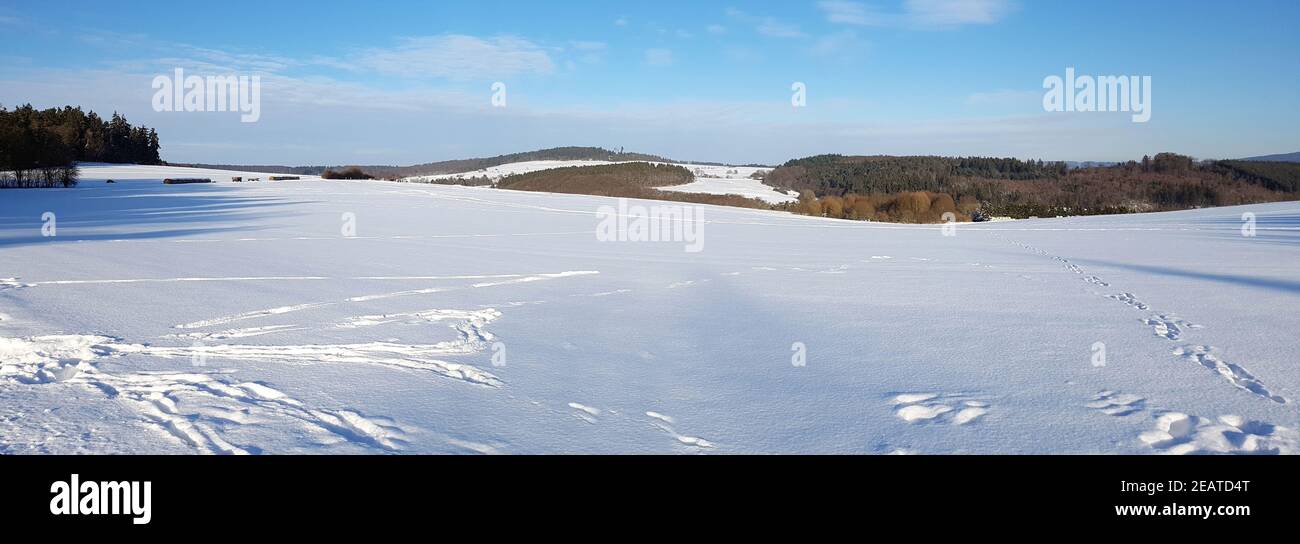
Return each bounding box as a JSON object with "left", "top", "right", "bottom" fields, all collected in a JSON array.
[
  {"left": 658, "top": 164, "right": 797, "bottom": 204},
  {"left": 2, "top": 164, "right": 1299, "bottom": 454},
  {"left": 401, "top": 159, "right": 624, "bottom": 183},
  {"left": 402, "top": 160, "right": 797, "bottom": 204}
]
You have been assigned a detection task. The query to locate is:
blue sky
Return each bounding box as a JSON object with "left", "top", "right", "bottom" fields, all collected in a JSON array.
[{"left": 1, "top": 0, "right": 1297, "bottom": 165}]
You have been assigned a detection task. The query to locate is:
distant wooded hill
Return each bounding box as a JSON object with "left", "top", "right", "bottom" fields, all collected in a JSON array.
[
  {"left": 767, "top": 153, "right": 1300, "bottom": 221},
  {"left": 1241, "top": 151, "right": 1300, "bottom": 163},
  {"left": 185, "top": 147, "right": 681, "bottom": 179},
  {"left": 496, "top": 162, "right": 770, "bottom": 208}
]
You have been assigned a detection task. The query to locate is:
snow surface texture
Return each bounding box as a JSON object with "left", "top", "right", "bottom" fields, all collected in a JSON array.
[
  {"left": 401, "top": 160, "right": 798, "bottom": 205},
  {"left": 2, "top": 164, "right": 1299, "bottom": 454}
]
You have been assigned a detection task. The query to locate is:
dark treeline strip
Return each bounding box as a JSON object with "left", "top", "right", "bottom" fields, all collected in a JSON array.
[
  {"left": 767, "top": 155, "right": 1069, "bottom": 196},
  {"left": 767, "top": 153, "right": 1300, "bottom": 221},
  {"left": 0, "top": 104, "right": 162, "bottom": 188},
  {"left": 320, "top": 166, "right": 374, "bottom": 180}
]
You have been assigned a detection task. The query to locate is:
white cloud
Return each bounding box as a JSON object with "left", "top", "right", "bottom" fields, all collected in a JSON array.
[
  {"left": 906, "top": 0, "right": 1014, "bottom": 26},
  {"left": 817, "top": 1, "right": 887, "bottom": 26},
  {"left": 757, "top": 20, "right": 806, "bottom": 38},
  {"left": 356, "top": 35, "right": 555, "bottom": 80},
  {"left": 706, "top": 24, "right": 727, "bottom": 35},
  {"left": 727, "top": 8, "right": 806, "bottom": 39},
  {"left": 723, "top": 46, "right": 761, "bottom": 64},
  {"left": 808, "top": 31, "right": 870, "bottom": 61},
  {"left": 614, "top": 17, "right": 628, "bottom": 27},
  {"left": 569, "top": 41, "right": 607, "bottom": 65},
  {"left": 819, "top": 0, "right": 1013, "bottom": 28},
  {"left": 644, "top": 48, "right": 674, "bottom": 67}
]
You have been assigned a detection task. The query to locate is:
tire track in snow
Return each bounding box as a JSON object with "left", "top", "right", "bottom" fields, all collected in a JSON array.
[
  {"left": 1, "top": 335, "right": 409, "bottom": 454},
  {"left": 173, "top": 270, "right": 597, "bottom": 329},
  {"left": 149, "top": 308, "right": 506, "bottom": 387},
  {"left": 552, "top": 400, "right": 716, "bottom": 450}
]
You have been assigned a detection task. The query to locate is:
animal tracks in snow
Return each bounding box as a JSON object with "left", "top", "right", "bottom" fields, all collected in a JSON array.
[
  {"left": 1011, "top": 240, "right": 1284, "bottom": 407},
  {"left": 1173, "top": 345, "right": 1286, "bottom": 404},
  {"left": 1087, "top": 389, "right": 1293, "bottom": 452},
  {"left": 1106, "top": 292, "right": 1150, "bottom": 311},
  {"left": 1142, "top": 314, "right": 1201, "bottom": 341},
  {"left": 1082, "top": 275, "right": 1110, "bottom": 287},
  {"left": 892, "top": 393, "right": 991, "bottom": 426}
]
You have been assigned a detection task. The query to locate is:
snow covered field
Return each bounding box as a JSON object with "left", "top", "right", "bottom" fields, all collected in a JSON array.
[
  {"left": 658, "top": 164, "right": 798, "bottom": 204},
  {"left": 3, "top": 164, "right": 1299, "bottom": 454}
]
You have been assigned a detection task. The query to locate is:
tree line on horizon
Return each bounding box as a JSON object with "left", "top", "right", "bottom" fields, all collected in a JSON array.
[
  {"left": 0, "top": 104, "right": 162, "bottom": 188},
  {"left": 767, "top": 153, "right": 1300, "bottom": 221},
  {"left": 320, "top": 166, "right": 374, "bottom": 180}
]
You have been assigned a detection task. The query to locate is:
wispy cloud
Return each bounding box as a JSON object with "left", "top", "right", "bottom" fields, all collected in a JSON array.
[
  {"left": 818, "top": 1, "right": 887, "bottom": 26},
  {"left": 569, "top": 41, "right": 607, "bottom": 64},
  {"left": 353, "top": 35, "right": 555, "bottom": 80},
  {"left": 808, "top": 31, "right": 871, "bottom": 62},
  {"left": 569, "top": 41, "right": 607, "bottom": 51},
  {"left": 819, "top": 0, "right": 1015, "bottom": 28},
  {"left": 726, "top": 8, "right": 806, "bottom": 38},
  {"left": 907, "top": 0, "right": 1015, "bottom": 25},
  {"left": 644, "top": 48, "right": 674, "bottom": 67}
]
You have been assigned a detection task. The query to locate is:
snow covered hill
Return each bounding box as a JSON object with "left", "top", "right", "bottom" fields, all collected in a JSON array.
[
  {"left": 402, "top": 160, "right": 798, "bottom": 204},
  {"left": 402, "top": 159, "right": 624, "bottom": 183},
  {"left": 2, "top": 164, "right": 1299, "bottom": 454}
]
